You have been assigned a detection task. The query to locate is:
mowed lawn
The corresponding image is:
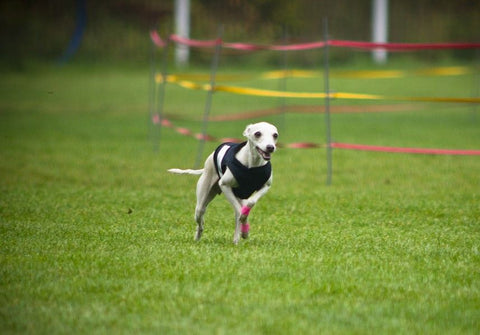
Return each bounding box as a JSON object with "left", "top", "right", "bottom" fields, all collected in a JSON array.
[{"left": 1, "top": 63, "right": 479, "bottom": 334}]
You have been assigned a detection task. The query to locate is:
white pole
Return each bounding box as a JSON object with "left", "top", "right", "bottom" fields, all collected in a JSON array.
[
  {"left": 372, "top": 0, "right": 388, "bottom": 64},
  {"left": 174, "top": 0, "right": 190, "bottom": 67}
]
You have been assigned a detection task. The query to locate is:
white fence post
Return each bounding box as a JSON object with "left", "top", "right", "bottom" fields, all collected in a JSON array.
[
  {"left": 175, "top": 0, "right": 190, "bottom": 67},
  {"left": 372, "top": 0, "right": 389, "bottom": 64}
]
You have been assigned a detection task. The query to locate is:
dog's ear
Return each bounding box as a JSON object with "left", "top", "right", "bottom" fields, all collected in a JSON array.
[{"left": 243, "top": 124, "right": 252, "bottom": 137}]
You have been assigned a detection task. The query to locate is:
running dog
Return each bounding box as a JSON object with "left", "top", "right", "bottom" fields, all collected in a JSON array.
[{"left": 168, "top": 122, "right": 278, "bottom": 244}]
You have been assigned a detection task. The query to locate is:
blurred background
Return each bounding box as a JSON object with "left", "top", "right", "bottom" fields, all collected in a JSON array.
[{"left": 1, "top": 0, "right": 479, "bottom": 69}]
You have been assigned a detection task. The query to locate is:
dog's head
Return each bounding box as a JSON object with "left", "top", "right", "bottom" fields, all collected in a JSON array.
[{"left": 243, "top": 122, "right": 279, "bottom": 161}]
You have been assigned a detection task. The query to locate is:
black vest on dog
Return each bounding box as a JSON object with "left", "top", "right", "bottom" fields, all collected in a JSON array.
[{"left": 213, "top": 142, "right": 272, "bottom": 199}]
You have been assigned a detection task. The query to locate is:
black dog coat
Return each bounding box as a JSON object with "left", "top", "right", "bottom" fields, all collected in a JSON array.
[{"left": 213, "top": 142, "right": 272, "bottom": 199}]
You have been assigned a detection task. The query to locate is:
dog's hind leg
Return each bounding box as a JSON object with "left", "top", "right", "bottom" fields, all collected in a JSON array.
[
  {"left": 194, "top": 156, "right": 219, "bottom": 241},
  {"left": 194, "top": 183, "right": 218, "bottom": 241}
]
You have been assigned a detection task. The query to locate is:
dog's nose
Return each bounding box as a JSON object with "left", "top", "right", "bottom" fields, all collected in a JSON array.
[{"left": 266, "top": 145, "right": 275, "bottom": 153}]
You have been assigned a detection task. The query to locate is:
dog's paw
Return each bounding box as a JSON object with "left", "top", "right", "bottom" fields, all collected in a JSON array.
[{"left": 241, "top": 223, "right": 250, "bottom": 239}]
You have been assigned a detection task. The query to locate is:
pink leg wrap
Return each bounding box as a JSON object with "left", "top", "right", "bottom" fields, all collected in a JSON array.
[
  {"left": 241, "top": 223, "right": 250, "bottom": 234},
  {"left": 241, "top": 206, "right": 251, "bottom": 216}
]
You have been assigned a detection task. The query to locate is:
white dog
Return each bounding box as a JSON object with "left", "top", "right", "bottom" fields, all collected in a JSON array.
[{"left": 168, "top": 122, "right": 278, "bottom": 244}]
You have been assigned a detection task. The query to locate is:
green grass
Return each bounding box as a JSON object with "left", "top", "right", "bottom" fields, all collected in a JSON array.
[{"left": 1, "top": 63, "right": 479, "bottom": 334}]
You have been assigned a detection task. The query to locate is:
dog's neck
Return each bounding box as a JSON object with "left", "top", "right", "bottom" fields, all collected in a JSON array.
[{"left": 236, "top": 141, "right": 267, "bottom": 168}]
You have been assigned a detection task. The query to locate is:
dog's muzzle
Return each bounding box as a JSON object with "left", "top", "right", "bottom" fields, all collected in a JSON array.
[{"left": 256, "top": 145, "right": 275, "bottom": 160}]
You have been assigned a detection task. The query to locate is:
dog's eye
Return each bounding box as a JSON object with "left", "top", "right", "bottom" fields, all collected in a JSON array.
[
  {"left": 254, "top": 131, "right": 262, "bottom": 138},
  {"left": 273, "top": 133, "right": 278, "bottom": 139}
]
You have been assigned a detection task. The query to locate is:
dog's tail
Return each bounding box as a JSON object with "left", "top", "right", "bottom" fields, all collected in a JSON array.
[{"left": 168, "top": 168, "right": 204, "bottom": 175}]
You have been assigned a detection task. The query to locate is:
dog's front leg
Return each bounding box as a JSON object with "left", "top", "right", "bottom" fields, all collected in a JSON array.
[
  {"left": 240, "top": 177, "right": 272, "bottom": 222},
  {"left": 221, "top": 185, "right": 243, "bottom": 244},
  {"left": 218, "top": 170, "right": 243, "bottom": 244}
]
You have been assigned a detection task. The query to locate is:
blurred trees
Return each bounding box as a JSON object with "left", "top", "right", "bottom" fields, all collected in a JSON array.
[{"left": 1, "top": 0, "right": 478, "bottom": 66}]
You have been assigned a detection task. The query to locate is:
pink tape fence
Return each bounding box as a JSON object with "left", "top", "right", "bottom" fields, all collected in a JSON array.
[{"left": 151, "top": 31, "right": 480, "bottom": 51}]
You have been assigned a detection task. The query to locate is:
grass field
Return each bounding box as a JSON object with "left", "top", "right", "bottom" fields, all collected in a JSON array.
[{"left": 1, "top": 62, "right": 479, "bottom": 334}]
